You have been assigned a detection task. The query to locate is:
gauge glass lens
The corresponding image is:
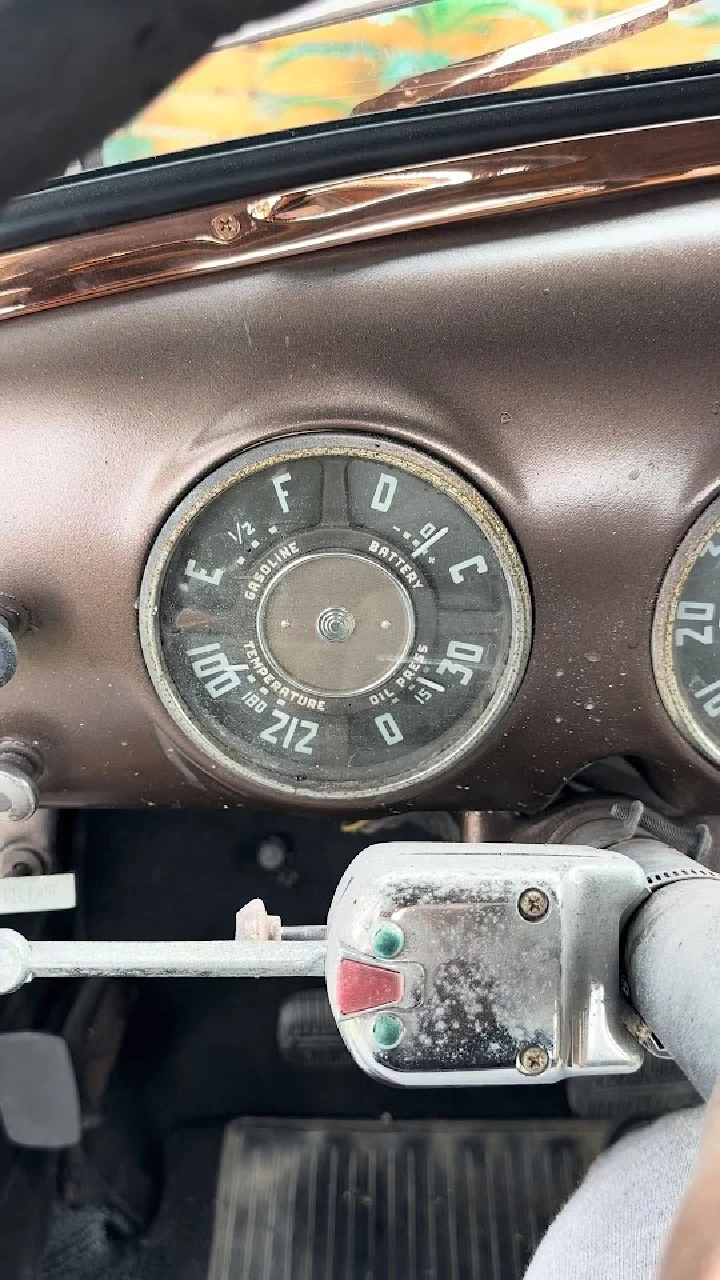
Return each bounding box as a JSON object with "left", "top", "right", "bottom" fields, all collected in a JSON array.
[
  {"left": 653, "top": 495, "right": 720, "bottom": 767},
  {"left": 139, "top": 435, "right": 531, "bottom": 801}
]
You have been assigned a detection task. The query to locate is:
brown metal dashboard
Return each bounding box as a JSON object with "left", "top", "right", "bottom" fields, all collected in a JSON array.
[{"left": 2, "top": 125, "right": 720, "bottom": 815}]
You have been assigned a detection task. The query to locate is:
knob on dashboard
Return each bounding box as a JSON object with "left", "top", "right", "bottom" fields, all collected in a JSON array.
[
  {"left": 0, "top": 749, "right": 41, "bottom": 823},
  {"left": 0, "top": 621, "right": 17, "bottom": 689}
]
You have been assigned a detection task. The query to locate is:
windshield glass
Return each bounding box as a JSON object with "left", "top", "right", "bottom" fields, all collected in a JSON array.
[{"left": 98, "top": 0, "right": 720, "bottom": 169}]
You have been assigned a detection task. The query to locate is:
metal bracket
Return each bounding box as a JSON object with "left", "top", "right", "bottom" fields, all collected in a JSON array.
[{"left": 611, "top": 800, "right": 711, "bottom": 860}]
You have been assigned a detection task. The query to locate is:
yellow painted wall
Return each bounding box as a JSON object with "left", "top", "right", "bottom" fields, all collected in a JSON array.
[{"left": 105, "top": 1, "right": 720, "bottom": 163}]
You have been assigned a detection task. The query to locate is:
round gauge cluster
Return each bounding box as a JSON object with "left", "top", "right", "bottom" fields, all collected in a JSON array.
[
  {"left": 653, "top": 493, "right": 720, "bottom": 768},
  {"left": 139, "top": 434, "right": 531, "bottom": 802}
]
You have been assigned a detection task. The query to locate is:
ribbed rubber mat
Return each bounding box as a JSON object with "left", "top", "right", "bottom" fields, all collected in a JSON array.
[
  {"left": 567, "top": 1054, "right": 700, "bottom": 1119},
  {"left": 208, "top": 1119, "right": 610, "bottom": 1280}
]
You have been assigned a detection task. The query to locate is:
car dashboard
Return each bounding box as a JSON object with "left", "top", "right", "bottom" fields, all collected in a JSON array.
[{"left": 1, "top": 113, "right": 720, "bottom": 819}]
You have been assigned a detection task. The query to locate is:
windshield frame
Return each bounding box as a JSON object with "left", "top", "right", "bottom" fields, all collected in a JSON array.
[{"left": 1, "top": 59, "right": 718, "bottom": 253}]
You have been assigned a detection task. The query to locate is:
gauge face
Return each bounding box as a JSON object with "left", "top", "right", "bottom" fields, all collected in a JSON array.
[
  {"left": 653, "top": 494, "right": 720, "bottom": 767},
  {"left": 139, "top": 434, "right": 531, "bottom": 802}
]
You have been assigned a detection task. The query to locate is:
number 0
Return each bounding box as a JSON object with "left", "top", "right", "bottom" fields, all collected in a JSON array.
[
  {"left": 371, "top": 474, "right": 397, "bottom": 513},
  {"left": 375, "top": 712, "right": 403, "bottom": 745}
]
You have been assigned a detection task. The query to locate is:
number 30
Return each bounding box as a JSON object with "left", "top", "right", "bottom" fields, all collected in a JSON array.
[{"left": 437, "top": 640, "right": 484, "bottom": 686}]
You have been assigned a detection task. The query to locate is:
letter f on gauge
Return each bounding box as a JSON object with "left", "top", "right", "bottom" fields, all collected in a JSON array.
[{"left": 273, "top": 472, "right": 292, "bottom": 513}]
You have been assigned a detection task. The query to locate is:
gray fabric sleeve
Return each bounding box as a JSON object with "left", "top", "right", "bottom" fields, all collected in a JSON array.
[{"left": 525, "top": 1107, "right": 706, "bottom": 1280}]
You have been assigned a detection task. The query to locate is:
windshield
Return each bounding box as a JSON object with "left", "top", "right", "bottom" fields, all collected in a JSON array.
[{"left": 97, "top": 0, "right": 720, "bottom": 169}]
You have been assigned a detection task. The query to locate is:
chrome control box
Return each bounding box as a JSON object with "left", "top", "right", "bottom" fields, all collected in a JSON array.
[{"left": 325, "top": 843, "right": 649, "bottom": 1087}]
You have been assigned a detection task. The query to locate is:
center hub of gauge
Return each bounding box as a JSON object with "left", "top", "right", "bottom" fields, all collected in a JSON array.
[
  {"left": 257, "top": 551, "right": 415, "bottom": 697},
  {"left": 316, "top": 606, "right": 356, "bottom": 643}
]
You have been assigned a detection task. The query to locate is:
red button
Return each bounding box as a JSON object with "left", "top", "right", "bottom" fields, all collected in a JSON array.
[{"left": 336, "top": 958, "right": 404, "bottom": 1015}]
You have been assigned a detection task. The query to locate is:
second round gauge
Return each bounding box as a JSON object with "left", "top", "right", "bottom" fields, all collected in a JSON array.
[
  {"left": 139, "top": 433, "right": 531, "bottom": 802},
  {"left": 653, "top": 493, "right": 720, "bottom": 768}
]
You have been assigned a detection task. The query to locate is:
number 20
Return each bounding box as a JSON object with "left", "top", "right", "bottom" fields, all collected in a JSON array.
[{"left": 675, "top": 601, "right": 715, "bottom": 647}]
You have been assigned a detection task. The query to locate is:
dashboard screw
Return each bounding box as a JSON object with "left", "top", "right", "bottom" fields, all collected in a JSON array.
[
  {"left": 517, "top": 1045, "right": 550, "bottom": 1076},
  {"left": 211, "top": 212, "right": 243, "bottom": 242},
  {"left": 518, "top": 887, "right": 549, "bottom": 921}
]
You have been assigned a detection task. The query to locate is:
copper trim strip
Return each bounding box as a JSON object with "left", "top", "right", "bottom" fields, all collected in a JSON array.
[{"left": 0, "top": 116, "right": 718, "bottom": 324}]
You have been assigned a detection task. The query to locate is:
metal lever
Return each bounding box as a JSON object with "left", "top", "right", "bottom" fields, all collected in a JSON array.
[
  {"left": 0, "top": 891, "right": 325, "bottom": 990},
  {"left": 0, "top": 932, "right": 326, "bottom": 991}
]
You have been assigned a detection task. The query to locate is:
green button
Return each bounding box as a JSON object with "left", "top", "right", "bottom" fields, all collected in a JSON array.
[
  {"left": 372, "top": 922, "right": 404, "bottom": 960},
  {"left": 372, "top": 1014, "right": 404, "bottom": 1049}
]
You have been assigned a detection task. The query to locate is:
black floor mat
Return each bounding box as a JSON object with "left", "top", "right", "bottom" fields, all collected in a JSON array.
[
  {"left": 208, "top": 1118, "right": 611, "bottom": 1280},
  {"left": 43, "top": 1118, "right": 610, "bottom": 1280}
]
